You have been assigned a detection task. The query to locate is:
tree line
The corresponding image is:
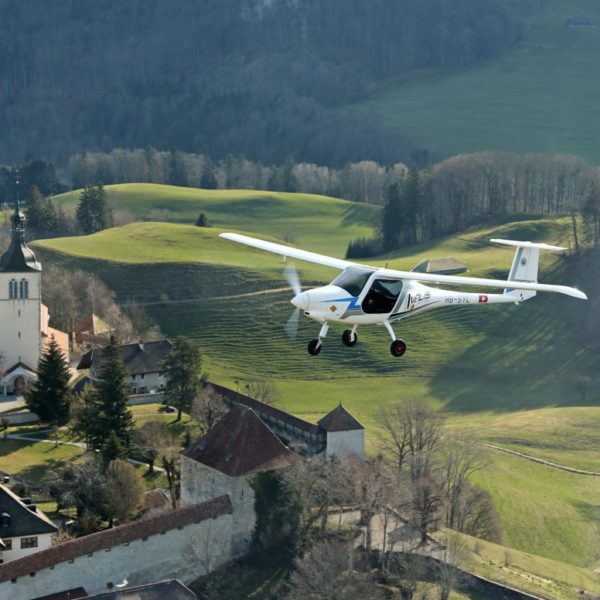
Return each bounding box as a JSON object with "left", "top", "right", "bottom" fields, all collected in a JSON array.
[{"left": 0, "top": 0, "right": 517, "bottom": 167}]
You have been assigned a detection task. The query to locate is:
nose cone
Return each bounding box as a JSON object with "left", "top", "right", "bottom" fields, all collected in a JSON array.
[{"left": 291, "top": 291, "right": 310, "bottom": 311}]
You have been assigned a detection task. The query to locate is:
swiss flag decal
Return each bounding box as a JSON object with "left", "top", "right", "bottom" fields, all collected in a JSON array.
[{"left": 478, "top": 295, "right": 488, "bottom": 303}]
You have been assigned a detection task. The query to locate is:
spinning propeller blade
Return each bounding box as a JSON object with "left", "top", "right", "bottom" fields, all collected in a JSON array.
[
  {"left": 284, "top": 308, "right": 301, "bottom": 339},
  {"left": 283, "top": 262, "right": 302, "bottom": 297}
]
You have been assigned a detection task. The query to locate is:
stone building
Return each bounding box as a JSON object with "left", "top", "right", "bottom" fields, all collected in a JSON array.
[
  {"left": 180, "top": 405, "right": 293, "bottom": 556},
  {"left": 0, "top": 198, "right": 69, "bottom": 395},
  {"left": 207, "top": 382, "right": 365, "bottom": 460}
]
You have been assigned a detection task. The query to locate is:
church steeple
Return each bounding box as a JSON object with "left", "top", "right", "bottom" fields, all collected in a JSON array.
[{"left": 0, "top": 171, "right": 41, "bottom": 273}]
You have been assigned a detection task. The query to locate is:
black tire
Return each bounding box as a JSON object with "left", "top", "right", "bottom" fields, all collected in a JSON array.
[
  {"left": 390, "top": 339, "right": 407, "bottom": 357},
  {"left": 342, "top": 329, "right": 357, "bottom": 347},
  {"left": 308, "top": 339, "right": 322, "bottom": 356}
]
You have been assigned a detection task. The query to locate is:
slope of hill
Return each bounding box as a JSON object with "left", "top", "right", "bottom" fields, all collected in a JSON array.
[
  {"left": 52, "top": 183, "right": 378, "bottom": 256},
  {"left": 364, "top": 0, "right": 600, "bottom": 162},
  {"left": 33, "top": 205, "right": 600, "bottom": 568}
]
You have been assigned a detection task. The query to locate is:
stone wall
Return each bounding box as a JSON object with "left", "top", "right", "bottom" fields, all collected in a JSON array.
[
  {"left": 325, "top": 429, "right": 365, "bottom": 460},
  {"left": 0, "top": 497, "right": 233, "bottom": 600},
  {"left": 180, "top": 457, "right": 255, "bottom": 556}
]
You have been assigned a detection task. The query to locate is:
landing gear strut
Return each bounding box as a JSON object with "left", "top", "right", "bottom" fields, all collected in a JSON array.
[
  {"left": 383, "top": 321, "right": 407, "bottom": 358},
  {"left": 342, "top": 325, "right": 358, "bottom": 347},
  {"left": 308, "top": 322, "right": 330, "bottom": 356}
]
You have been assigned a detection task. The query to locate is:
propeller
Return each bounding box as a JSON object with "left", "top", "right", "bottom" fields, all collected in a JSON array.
[
  {"left": 283, "top": 262, "right": 302, "bottom": 297},
  {"left": 283, "top": 262, "right": 302, "bottom": 338}
]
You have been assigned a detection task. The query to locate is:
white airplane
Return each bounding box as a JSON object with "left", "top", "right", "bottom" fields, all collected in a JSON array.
[{"left": 220, "top": 233, "right": 587, "bottom": 357}]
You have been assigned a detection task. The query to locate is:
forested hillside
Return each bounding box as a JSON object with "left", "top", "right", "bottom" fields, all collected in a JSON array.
[{"left": 0, "top": 0, "right": 516, "bottom": 166}]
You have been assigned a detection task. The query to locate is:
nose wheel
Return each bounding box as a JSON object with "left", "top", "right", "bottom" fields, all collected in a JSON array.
[
  {"left": 307, "top": 322, "right": 330, "bottom": 356},
  {"left": 308, "top": 339, "right": 322, "bottom": 355}
]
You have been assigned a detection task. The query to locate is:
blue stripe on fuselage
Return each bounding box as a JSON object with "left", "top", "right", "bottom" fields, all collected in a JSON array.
[{"left": 329, "top": 296, "right": 362, "bottom": 312}]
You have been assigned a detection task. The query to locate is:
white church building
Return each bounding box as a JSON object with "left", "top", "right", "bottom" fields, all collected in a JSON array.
[{"left": 0, "top": 198, "right": 68, "bottom": 395}]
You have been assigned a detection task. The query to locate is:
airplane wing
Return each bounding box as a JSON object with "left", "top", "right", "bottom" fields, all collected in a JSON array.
[
  {"left": 375, "top": 267, "right": 587, "bottom": 299},
  {"left": 219, "top": 232, "right": 356, "bottom": 270},
  {"left": 219, "top": 232, "right": 587, "bottom": 300}
]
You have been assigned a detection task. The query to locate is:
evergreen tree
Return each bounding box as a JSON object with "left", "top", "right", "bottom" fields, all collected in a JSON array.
[
  {"left": 381, "top": 180, "right": 404, "bottom": 251},
  {"left": 25, "top": 336, "right": 72, "bottom": 425},
  {"left": 583, "top": 181, "right": 600, "bottom": 248},
  {"left": 91, "top": 336, "right": 134, "bottom": 449},
  {"left": 76, "top": 184, "right": 111, "bottom": 234},
  {"left": 195, "top": 212, "right": 209, "bottom": 227},
  {"left": 24, "top": 186, "right": 59, "bottom": 240},
  {"left": 162, "top": 336, "right": 202, "bottom": 421},
  {"left": 101, "top": 430, "right": 127, "bottom": 467}
]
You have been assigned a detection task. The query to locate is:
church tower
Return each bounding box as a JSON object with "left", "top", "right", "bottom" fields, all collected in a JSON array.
[{"left": 0, "top": 191, "right": 43, "bottom": 393}]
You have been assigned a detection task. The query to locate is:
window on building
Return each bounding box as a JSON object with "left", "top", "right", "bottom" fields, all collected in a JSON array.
[
  {"left": 8, "top": 279, "right": 17, "bottom": 299},
  {"left": 0, "top": 513, "right": 11, "bottom": 527},
  {"left": 140, "top": 374, "right": 145, "bottom": 380},
  {"left": 3, "top": 539, "right": 12, "bottom": 550},
  {"left": 20, "top": 537, "right": 38, "bottom": 549},
  {"left": 19, "top": 279, "right": 28, "bottom": 299}
]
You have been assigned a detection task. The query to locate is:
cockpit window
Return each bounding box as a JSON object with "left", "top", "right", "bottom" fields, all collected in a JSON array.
[{"left": 332, "top": 267, "right": 374, "bottom": 296}]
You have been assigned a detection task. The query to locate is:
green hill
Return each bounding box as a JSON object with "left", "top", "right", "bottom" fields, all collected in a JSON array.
[
  {"left": 363, "top": 0, "right": 600, "bottom": 163},
  {"left": 33, "top": 195, "right": 600, "bottom": 569},
  {"left": 52, "top": 183, "right": 378, "bottom": 257}
]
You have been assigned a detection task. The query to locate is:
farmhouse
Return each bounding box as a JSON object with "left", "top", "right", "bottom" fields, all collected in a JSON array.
[
  {"left": 77, "top": 339, "right": 172, "bottom": 395},
  {"left": 0, "top": 483, "right": 57, "bottom": 563},
  {"left": 0, "top": 199, "right": 69, "bottom": 395}
]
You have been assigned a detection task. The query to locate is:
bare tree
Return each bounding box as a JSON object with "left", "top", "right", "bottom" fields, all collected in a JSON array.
[
  {"left": 440, "top": 435, "right": 484, "bottom": 530},
  {"left": 244, "top": 377, "right": 279, "bottom": 405},
  {"left": 377, "top": 397, "right": 445, "bottom": 480},
  {"left": 132, "top": 421, "right": 170, "bottom": 474},
  {"left": 436, "top": 532, "right": 469, "bottom": 600},
  {"left": 190, "top": 384, "right": 228, "bottom": 436},
  {"left": 410, "top": 475, "right": 444, "bottom": 545},
  {"left": 287, "top": 540, "right": 384, "bottom": 600}
]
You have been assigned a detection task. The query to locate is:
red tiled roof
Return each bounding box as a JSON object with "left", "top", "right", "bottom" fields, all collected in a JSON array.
[
  {"left": 317, "top": 405, "right": 364, "bottom": 432},
  {"left": 0, "top": 495, "right": 232, "bottom": 583},
  {"left": 182, "top": 406, "right": 292, "bottom": 476}
]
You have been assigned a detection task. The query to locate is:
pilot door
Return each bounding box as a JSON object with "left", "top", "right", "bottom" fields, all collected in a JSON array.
[{"left": 361, "top": 279, "right": 404, "bottom": 314}]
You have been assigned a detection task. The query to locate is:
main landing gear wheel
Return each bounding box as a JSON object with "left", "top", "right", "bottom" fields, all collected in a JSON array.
[
  {"left": 342, "top": 329, "right": 357, "bottom": 347},
  {"left": 308, "top": 339, "right": 322, "bottom": 356},
  {"left": 390, "top": 339, "right": 407, "bottom": 357}
]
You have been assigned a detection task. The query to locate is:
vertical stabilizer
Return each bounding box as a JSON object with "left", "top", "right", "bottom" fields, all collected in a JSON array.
[{"left": 490, "top": 239, "right": 567, "bottom": 301}]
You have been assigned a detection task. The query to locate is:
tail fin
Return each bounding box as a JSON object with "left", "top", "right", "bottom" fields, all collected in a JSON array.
[{"left": 490, "top": 239, "right": 567, "bottom": 301}]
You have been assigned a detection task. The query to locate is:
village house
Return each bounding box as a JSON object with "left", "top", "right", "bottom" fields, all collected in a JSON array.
[
  {"left": 0, "top": 199, "right": 69, "bottom": 395},
  {"left": 77, "top": 339, "right": 172, "bottom": 395},
  {"left": 0, "top": 484, "right": 57, "bottom": 563}
]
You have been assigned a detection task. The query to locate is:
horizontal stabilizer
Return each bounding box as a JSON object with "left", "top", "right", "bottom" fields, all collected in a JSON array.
[{"left": 490, "top": 238, "right": 567, "bottom": 251}]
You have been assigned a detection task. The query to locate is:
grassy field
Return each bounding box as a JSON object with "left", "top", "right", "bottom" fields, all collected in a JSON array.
[
  {"left": 33, "top": 188, "right": 600, "bottom": 571},
  {"left": 51, "top": 183, "right": 378, "bottom": 257},
  {"left": 363, "top": 0, "right": 600, "bottom": 163}
]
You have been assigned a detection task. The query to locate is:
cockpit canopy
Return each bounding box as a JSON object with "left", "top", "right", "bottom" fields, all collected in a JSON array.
[{"left": 331, "top": 266, "right": 374, "bottom": 296}]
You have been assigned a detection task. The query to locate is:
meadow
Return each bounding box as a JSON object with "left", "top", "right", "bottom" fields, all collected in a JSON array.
[
  {"left": 32, "top": 184, "right": 600, "bottom": 576},
  {"left": 363, "top": 0, "right": 600, "bottom": 163}
]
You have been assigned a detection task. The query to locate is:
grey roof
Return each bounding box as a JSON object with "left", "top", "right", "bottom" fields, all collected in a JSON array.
[
  {"left": 77, "top": 340, "right": 173, "bottom": 375},
  {"left": 0, "top": 209, "right": 41, "bottom": 273},
  {"left": 411, "top": 257, "right": 467, "bottom": 275},
  {"left": 0, "top": 484, "right": 57, "bottom": 538},
  {"left": 82, "top": 579, "right": 197, "bottom": 600}
]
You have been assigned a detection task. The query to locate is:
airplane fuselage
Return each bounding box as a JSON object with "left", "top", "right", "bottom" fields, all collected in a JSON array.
[{"left": 292, "top": 268, "right": 525, "bottom": 326}]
